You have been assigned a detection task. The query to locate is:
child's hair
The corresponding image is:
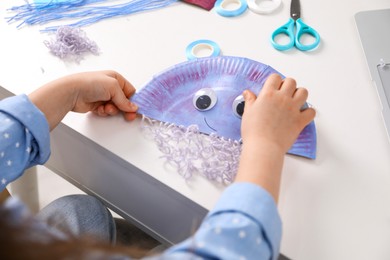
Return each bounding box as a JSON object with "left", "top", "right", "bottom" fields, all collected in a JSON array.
[{"left": 0, "top": 208, "right": 154, "bottom": 260}]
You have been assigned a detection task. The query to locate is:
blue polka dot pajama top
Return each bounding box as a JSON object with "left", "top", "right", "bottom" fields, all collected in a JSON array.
[{"left": 0, "top": 95, "right": 282, "bottom": 260}]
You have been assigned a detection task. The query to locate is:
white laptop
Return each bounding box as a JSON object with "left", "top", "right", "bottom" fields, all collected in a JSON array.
[{"left": 355, "top": 9, "right": 390, "bottom": 140}]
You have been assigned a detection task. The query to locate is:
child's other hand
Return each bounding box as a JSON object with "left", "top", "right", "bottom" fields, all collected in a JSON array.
[
  {"left": 241, "top": 74, "right": 316, "bottom": 154},
  {"left": 70, "top": 70, "right": 138, "bottom": 121}
]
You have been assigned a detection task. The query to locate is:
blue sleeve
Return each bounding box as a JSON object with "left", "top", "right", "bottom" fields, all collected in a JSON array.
[
  {"left": 162, "top": 182, "right": 282, "bottom": 260},
  {"left": 0, "top": 94, "right": 50, "bottom": 191}
]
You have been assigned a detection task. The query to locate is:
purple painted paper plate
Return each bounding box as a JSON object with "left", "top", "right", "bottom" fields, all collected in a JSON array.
[{"left": 132, "top": 56, "right": 316, "bottom": 159}]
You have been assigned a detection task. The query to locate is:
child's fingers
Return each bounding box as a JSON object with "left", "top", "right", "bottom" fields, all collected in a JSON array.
[
  {"left": 293, "top": 87, "right": 309, "bottom": 107},
  {"left": 123, "top": 112, "right": 138, "bottom": 121},
  {"left": 293, "top": 87, "right": 308, "bottom": 99},
  {"left": 242, "top": 89, "right": 257, "bottom": 108},
  {"left": 280, "top": 78, "right": 297, "bottom": 96},
  {"left": 105, "top": 70, "right": 136, "bottom": 99},
  {"left": 109, "top": 84, "right": 138, "bottom": 113},
  {"left": 95, "top": 105, "right": 108, "bottom": 117},
  {"left": 300, "top": 108, "right": 316, "bottom": 126},
  {"left": 263, "top": 74, "right": 283, "bottom": 91},
  {"left": 103, "top": 103, "right": 119, "bottom": 116}
]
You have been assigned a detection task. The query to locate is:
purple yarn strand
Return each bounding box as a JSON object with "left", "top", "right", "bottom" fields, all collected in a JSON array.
[
  {"left": 141, "top": 116, "right": 242, "bottom": 185},
  {"left": 44, "top": 26, "right": 99, "bottom": 62}
]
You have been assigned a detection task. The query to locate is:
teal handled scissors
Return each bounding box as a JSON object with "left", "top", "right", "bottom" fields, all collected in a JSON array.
[{"left": 271, "top": 0, "right": 320, "bottom": 51}]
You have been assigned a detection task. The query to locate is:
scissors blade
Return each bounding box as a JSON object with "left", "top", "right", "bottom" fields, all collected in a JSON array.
[{"left": 290, "top": 0, "right": 301, "bottom": 20}]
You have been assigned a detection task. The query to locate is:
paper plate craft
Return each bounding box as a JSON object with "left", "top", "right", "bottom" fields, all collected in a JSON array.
[{"left": 132, "top": 56, "right": 316, "bottom": 184}]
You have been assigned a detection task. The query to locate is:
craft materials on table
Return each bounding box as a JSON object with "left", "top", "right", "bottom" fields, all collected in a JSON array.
[
  {"left": 247, "top": 0, "right": 281, "bottom": 14},
  {"left": 271, "top": 0, "right": 320, "bottom": 51},
  {"left": 132, "top": 56, "right": 317, "bottom": 184},
  {"left": 6, "top": 0, "right": 180, "bottom": 32},
  {"left": 44, "top": 26, "right": 99, "bottom": 62},
  {"left": 214, "top": 0, "right": 247, "bottom": 17},
  {"left": 182, "top": 0, "right": 217, "bottom": 10},
  {"left": 185, "top": 39, "right": 221, "bottom": 60},
  {"left": 213, "top": 0, "right": 281, "bottom": 17}
]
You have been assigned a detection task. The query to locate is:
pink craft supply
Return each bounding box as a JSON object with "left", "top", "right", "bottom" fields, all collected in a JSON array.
[{"left": 181, "top": 0, "right": 216, "bottom": 10}]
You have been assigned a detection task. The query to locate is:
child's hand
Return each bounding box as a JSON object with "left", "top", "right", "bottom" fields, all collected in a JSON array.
[
  {"left": 241, "top": 74, "right": 316, "bottom": 154},
  {"left": 69, "top": 70, "right": 138, "bottom": 121},
  {"left": 29, "top": 70, "right": 138, "bottom": 130}
]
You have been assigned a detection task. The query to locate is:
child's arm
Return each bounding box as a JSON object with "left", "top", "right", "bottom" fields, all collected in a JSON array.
[
  {"left": 28, "top": 70, "right": 138, "bottom": 131},
  {"left": 236, "top": 74, "right": 316, "bottom": 202},
  {"left": 165, "top": 74, "right": 315, "bottom": 260},
  {"left": 0, "top": 70, "right": 138, "bottom": 190}
]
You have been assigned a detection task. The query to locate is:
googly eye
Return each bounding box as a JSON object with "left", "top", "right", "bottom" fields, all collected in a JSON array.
[
  {"left": 232, "top": 95, "right": 245, "bottom": 118},
  {"left": 193, "top": 88, "right": 218, "bottom": 111}
]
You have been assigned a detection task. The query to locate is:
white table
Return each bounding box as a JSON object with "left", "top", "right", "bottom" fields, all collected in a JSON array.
[{"left": 1, "top": 1, "right": 390, "bottom": 259}]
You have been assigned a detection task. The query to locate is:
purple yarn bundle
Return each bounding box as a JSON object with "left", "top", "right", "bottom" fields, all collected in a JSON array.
[
  {"left": 44, "top": 26, "right": 99, "bottom": 62},
  {"left": 141, "top": 116, "right": 242, "bottom": 185}
]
